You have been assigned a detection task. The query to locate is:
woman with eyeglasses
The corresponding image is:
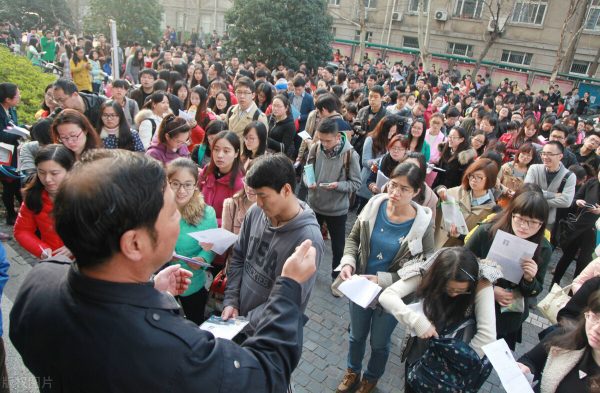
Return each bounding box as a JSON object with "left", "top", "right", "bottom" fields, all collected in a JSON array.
[
  {"left": 334, "top": 162, "right": 435, "bottom": 393},
  {"left": 97, "top": 101, "right": 144, "bottom": 152},
  {"left": 406, "top": 118, "right": 430, "bottom": 162},
  {"left": 146, "top": 115, "right": 191, "bottom": 166},
  {"left": 210, "top": 90, "right": 232, "bottom": 121},
  {"left": 379, "top": 247, "right": 498, "bottom": 393},
  {"left": 267, "top": 94, "right": 296, "bottom": 158},
  {"left": 35, "top": 85, "right": 58, "bottom": 120},
  {"left": 199, "top": 130, "right": 244, "bottom": 226},
  {"left": 465, "top": 190, "right": 551, "bottom": 350},
  {"left": 498, "top": 142, "right": 536, "bottom": 194},
  {"left": 51, "top": 109, "right": 102, "bottom": 161},
  {"left": 435, "top": 158, "right": 498, "bottom": 248},
  {"left": 14, "top": 145, "right": 74, "bottom": 260},
  {"left": 166, "top": 158, "right": 217, "bottom": 324},
  {"left": 517, "top": 290, "right": 600, "bottom": 392},
  {"left": 241, "top": 121, "right": 268, "bottom": 168},
  {"left": 431, "top": 126, "right": 476, "bottom": 190}
]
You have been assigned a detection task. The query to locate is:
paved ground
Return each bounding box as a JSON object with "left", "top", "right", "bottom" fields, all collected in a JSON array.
[{"left": 0, "top": 212, "right": 571, "bottom": 392}]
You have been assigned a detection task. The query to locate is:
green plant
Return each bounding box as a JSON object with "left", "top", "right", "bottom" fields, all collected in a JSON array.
[{"left": 0, "top": 47, "right": 57, "bottom": 125}]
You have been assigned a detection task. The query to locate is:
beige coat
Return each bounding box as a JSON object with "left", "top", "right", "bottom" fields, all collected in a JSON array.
[{"left": 434, "top": 185, "right": 496, "bottom": 248}]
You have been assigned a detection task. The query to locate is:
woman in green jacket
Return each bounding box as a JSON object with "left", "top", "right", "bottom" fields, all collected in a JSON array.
[
  {"left": 465, "top": 189, "right": 552, "bottom": 350},
  {"left": 167, "top": 158, "right": 218, "bottom": 324}
]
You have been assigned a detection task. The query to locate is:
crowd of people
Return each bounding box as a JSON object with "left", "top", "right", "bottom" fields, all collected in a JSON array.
[{"left": 1, "top": 25, "right": 600, "bottom": 393}]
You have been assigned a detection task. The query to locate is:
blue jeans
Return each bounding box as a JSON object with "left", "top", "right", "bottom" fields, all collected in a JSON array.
[{"left": 347, "top": 301, "right": 398, "bottom": 381}]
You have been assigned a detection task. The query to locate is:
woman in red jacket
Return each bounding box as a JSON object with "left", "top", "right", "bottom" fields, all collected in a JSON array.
[
  {"left": 199, "top": 130, "right": 244, "bottom": 226},
  {"left": 14, "top": 144, "right": 75, "bottom": 259}
]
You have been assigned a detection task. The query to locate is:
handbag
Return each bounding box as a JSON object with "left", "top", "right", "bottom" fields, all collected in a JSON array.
[{"left": 538, "top": 283, "right": 572, "bottom": 324}]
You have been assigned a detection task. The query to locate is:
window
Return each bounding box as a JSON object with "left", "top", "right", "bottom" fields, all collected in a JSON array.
[
  {"left": 363, "top": 0, "right": 377, "bottom": 8},
  {"left": 511, "top": 0, "right": 547, "bottom": 25},
  {"left": 328, "top": 0, "right": 340, "bottom": 5},
  {"left": 501, "top": 50, "right": 533, "bottom": 66},
  {"left": 331, "top": 27, "right": 337, "bottom": 37},
  {"left": 585, "top": 0, "right": 600, "bottom": 31},
  {"left": 408, "top": 0, "right": 429, "bottom": 13},
  {"left": 453, "top": 0, "right": 484, "bottom": 19},
  {"left": 403, "top": 36, "right": 419, "bottom": 49},
  {"left": 354, "top": 30, "right": 373, "bottom": 42},
  {"left": 570, "top": 60, "right": 590, "bottom": 75},
  {"left": 447, "top": 42, "right": 473, "bottom": 57}
]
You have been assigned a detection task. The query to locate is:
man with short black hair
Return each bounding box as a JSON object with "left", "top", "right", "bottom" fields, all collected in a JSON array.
[
  {"left": 111, "top": 79, "right": 139, "bottom": 128},
  {"left": 525, "top": 140, "right": 576, "bottom": 227},
  {"left": 223, "top": 154, "right": 323, "bottom": 336},
  {"left": 549, "top": 124, "right": 578, "bottom": 168},
  {"left": 226, "top": 76, "right": 268, "bottom": 139},
  {"left": 10, "top": 149, "right": 317, "bottom": 393},
  {"left": 129, "top": 68, "right": 158, "bottom": 109},
  {"left": 570, "top": 133, "right": 600, "bottom": 170},
  {"left": 52, "top": 78, "right": 106, "bottom": 126},
  {"left": 289, "top": 76, "right": 314, "bottom": 132},
  {"left": 306, "top": 118, "right": 361, "bottom": 282},
  {"left": 397, "top": 99, "right": 426, "bottom": 133}
]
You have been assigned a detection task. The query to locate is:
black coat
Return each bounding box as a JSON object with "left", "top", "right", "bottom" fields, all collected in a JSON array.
[
  {"left": 268, "top": 115, "right": 296, "bottom": 158},
  {"left": 80, "top": 92, "right": 106, "bottom": 128},
  {"left": 10, "top": 262, "right": 304, "bottom": 392}
]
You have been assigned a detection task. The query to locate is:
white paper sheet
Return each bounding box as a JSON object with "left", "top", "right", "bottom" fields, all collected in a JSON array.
[
  {"left": 187, "top": 228, "right": 239, "bottom": 255},
  {"left": 440, "top": 197, "right": 469, "bottom": 235},
  {"left": 486, "top": 230, "right": 537, "bottom": 284},
  {"left": 482, "top": 339, "right": 534, "bottom": 393},
  {"left": 178, "top": 109, "right": 195, "bottom": 122},
  {"left": 199, "top": 316, "right": 249, "bottom": 340},
  {"left": 298, "top": 131, "right": 312, "bottom": 140},
  {"left": 337, "top": 276, "right": 382, "bottom": 308},
  {"left": 376, "top": 171, "right": 389, "bottom": 190},
  {"left": 5, "top": 123, "right": 30, "bottom": 138}
]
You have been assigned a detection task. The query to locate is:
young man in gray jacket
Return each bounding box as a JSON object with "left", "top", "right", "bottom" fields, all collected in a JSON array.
[
  {"left": 524, "top": 141, "right": 576, "bottom": 228},
  {"left": 223, "top": 155, "right": 324, "bottom": 335},
  {"left": 306, "top": 117, "right": 361, "bottom": 281}
]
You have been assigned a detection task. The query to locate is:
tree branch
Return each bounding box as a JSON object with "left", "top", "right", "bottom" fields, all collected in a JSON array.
[{"left": 329, "top": 9, "right": 361, "bottom": 28}]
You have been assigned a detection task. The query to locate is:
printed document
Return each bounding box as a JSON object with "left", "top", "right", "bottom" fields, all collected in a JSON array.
[
  {"left": 440, "top": 196, "right": 469, "bottom": 235},
  {"left": 376, "top": 171, "right": 389, "bottom": 190},
  {"left": 482, "top": 339, "right": 534, "bottom": 393},
  {"left": 200, "top": 316, "right": 249, "bottom": 340},
  {"left": 337, "top": 276, "right": 382, "bottom": 309},
  {"left": 188, "top": 228, "right": 238, "bottom": 255},
  {"left": 486, "top": 230, "right": 537, "bottom": 284}
]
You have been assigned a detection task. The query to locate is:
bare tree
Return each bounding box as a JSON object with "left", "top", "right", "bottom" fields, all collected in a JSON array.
[
  {"left": 550, "top": 0, "right": 590, "bottom": 82},
  {"left": 329, "top": 0, "right": 369, "bottom": 63},
  {"left": 416, "top": 0, "right": 432, "bottom": 71},
  {"left": 472, "top": 0, "right": 515, "bottom": 78}
]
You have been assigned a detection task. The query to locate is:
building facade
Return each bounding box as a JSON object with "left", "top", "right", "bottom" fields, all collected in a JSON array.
[
  {"left": 161, "top": 0, "right": 232, "bottom": 39},
  {"left": 328, "top": 0, "right": 600, "bottom": 80}
]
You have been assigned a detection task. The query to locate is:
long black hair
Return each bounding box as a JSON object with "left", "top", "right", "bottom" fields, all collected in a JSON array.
[
  {"left": 242, "top": 121, "right": 268, "bottom": 159},
  {"left": 98, "top": 100, "right": 136, "bottom": 151},
  {"left": 23, "top": 144, "right": 75, "bottom": 214},
  {"left": 203, "top": 131, "right": 242, "bottom": 189},
  {"left": 418, "top": 248, "right": 480, "bottom": 331}
]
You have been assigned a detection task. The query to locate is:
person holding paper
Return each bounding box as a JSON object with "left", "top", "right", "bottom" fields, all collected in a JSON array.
[
  {"left": 223, "top": 154, "right": 323, "bottom": 337},
  {"left": 435, "top": 158, "right": 498, "bottom": 248},
  {"left": 0, "top": 83, "right": 23, "bottom": 226},
  {"left": 167, "top": 158, "right": 218, "bottom": 324},
  {"left": 10, "top": 149, "right": 317, "bottom": 393},
  {"left": 379, "top": 248, "right": 498, "bottom": 393},
  {"left": 517, "top": 291, "right": 600, "bottom": 393},
  {"left": 14, "top": 145, "right": 74, "bottom": 259},
  {"left": 431, "top": 126, "right": 477, "bottom": 190},
  {"left": 366, "top": 135, "right": 408, "bottom": 194},
  {"left": 466, "top": 191, "right": 552, "bottom": 350},
  {"left": 334, "top": 163, "right": 435, "bottom": 393}
]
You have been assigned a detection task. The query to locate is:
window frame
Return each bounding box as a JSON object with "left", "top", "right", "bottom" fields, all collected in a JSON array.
[
  {"left": 408, "top": 0, "right": 430, "bottom": 14},
  {"left": 570, "top": 60, "right": 591, "bottom": 75},
  {"left": 453, "top": 0, "right": 484, "bottom": 19},
  {"left": 500, "top": 49, "right": 533, "bottom": 66},
  {"left": 510, "top": 0, "right": 548, "bottom": 26},
  {"left": 447, "top": 42, "right": 474, "bottom": 57},
  {"left": 584, "top": 0, "right": 600, "bottom": 32},
  {"left": 403, "top": 36, "right": 420, "bottom": 49}
]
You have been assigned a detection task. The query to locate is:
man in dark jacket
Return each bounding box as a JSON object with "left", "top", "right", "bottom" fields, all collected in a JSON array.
[
  {"left": 52, "top": 78, "right": 106, "bottom": 127},
  {"left": 129, "top": 68, "right": 158, "bottom": 109},
  {"left": 10, "top": 149, "right": 317, "bottom": 393},
  {"left": 288, "top": 75, "right": 314, "bottom": 132}
]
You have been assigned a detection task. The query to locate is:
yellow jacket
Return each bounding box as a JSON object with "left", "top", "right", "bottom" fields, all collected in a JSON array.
[{"left": 70, "top": 59, "right": 92, "bottom": 92}]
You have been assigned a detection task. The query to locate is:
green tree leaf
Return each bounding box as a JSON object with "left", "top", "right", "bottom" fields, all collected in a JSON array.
[{"left": 223, "top": 0, "right": 333, "bottom": 70}]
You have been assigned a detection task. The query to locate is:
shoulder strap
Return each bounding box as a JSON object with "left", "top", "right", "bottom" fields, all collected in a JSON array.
[
  {"left": 226, "top": 106, "right": 234, "bottom": 121},
  {"left": 252, "top": 108, "right": 261, "bottom": 121},
  {"left": 148, "top": 118, "right": 157, "bottom": 137},
  {"left": 558, "top": 170, "right": 572, "bottom": 193},
  {"left": 307, "top": 143, "right": 318, "bottom": 166},
  {"left": 343, "top": 149, "right": 352, "bottom": 180}
]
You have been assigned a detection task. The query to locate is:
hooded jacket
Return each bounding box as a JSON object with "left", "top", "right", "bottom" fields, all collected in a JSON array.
[
  {"left": 135, "top": 109, "right": 163, "bottom": 150},
  {"left": 307, "top": 135, "right": 361, "bottom": 216},
  {"left": 224, "top": 202, "right": 324, "bottom": 334},
  {"left": 145, "top": 139, "right": 190, "bottom": 166}
]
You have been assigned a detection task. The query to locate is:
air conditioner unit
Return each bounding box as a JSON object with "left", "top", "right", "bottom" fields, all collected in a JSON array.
[
  {"left": 392, "top": 11, "right": 403, "bottom": 22},
  {"left": 487, "top": 16, "right": 507, "bottom": 32},
  {"left": 434, "top": 10, "right": 448, "bottom": 21}
]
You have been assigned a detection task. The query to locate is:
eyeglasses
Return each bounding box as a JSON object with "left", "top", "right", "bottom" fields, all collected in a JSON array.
[
  {"left": 447, "top": 136, "right": 463, "bottom": 141},
  {"left": 540, "top": 152, "right": 561, "bottom": 157},
  {"left": 468, "top": 174, "right": 485, "bottom": 182},
  {"left": 585, "top": 311, "right": 600, "bottom": 326},
  {"left": 235, "top": 90, "right": 253, "bottom": 96},
  {"left": 389, "top": 147, "right": 406, "bottom": 154},
  {"left": 101, "top": 114, "right": 119, "bottom": 119},
  {"left": 58, "top": 130, "right": 83, "bottom": 143},
  {"left": 512, "top": 214, "right": 543, "bottom": 229},
  {"left": 169, "top": 181, "right": 195, "bottom": 192},
  {"left": 387, "top": 181, "right": 414, "bottom": 195}
]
